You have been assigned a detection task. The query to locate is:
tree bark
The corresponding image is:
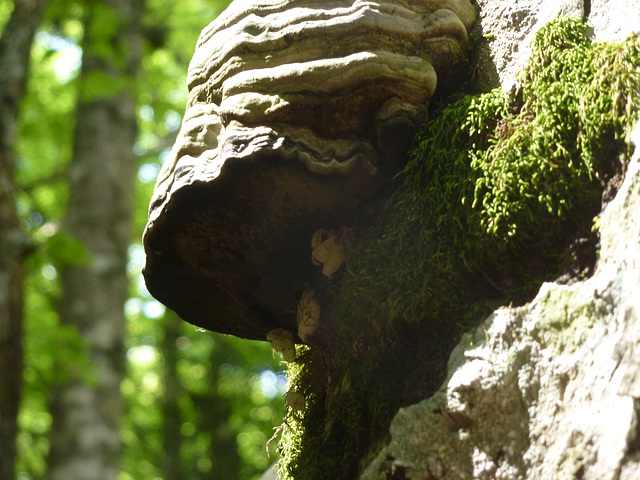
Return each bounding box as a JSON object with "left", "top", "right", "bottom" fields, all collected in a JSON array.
[
  {"left": 47, "top": 0, "right": 143, "bottom": 478},
  {"left": 0, "top": 0, "right": 48, "bottom": 477}
]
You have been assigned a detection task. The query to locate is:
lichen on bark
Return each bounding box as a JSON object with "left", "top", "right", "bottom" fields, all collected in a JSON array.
[{"left": 277, "top": 17, "right": 640, "bottom": 480}]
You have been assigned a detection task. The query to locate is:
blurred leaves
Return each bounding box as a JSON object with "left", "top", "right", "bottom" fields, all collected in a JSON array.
[
  {"left": 40, "top": 231, "right": 92, "bottom": 267},
  {"left": 10, "top": 0, "right": 286, "bottom": 479}
]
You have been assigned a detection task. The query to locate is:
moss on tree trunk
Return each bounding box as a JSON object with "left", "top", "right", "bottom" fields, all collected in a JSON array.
[{"left": 277, "top": 18, "right": 640, "bottom": 480}]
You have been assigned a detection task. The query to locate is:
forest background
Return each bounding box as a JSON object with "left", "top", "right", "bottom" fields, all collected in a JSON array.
[{"left": 0, "top": 0, "right": 288, "bottom": 479}]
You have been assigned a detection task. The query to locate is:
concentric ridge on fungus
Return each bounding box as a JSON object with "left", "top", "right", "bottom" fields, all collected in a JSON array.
[{"left": 143, "top": 0, "right": 476, "bottom": 340}]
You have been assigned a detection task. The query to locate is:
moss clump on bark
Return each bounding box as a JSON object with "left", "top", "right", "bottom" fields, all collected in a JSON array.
[{"left": 278, "top": 18, "right": 640, "bottom": 480}]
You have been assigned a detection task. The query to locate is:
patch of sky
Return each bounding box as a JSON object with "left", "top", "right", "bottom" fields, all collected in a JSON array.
[
  {"left": 138, "top": 163, "right": 161, "bottom": 184},
  {"left": 164, "top": 110, "right": 182, "bottom": 132},
  {"left": 127, "top": 244, "right": 145, "bottom": 275},
  {"left": 259, "top": 370, "right": 288, "bottom": 399},
  {"left": 41, "top": 264, "right": 57, "bottom": 281},
  {"left": 133, "top": 141, "right": 148, "bottom": 156},
  {"left": 135, "top": 274, "right": 151, "bottom": 298},
  {"left": 159, "top": 148, "right": 171, "bottom": 163},
  {"left": 143, "top": 300, "right": 165, "bottom": 319},
  {"left": 139, "top": 105, "right": 154, "bottom": 122},
  {"left": 127, "top": 345, "right": 158, "bottom": 366},
  {"left": 35, "top": 31, "right": 82, "bottom": 82},
  {"left": 124, "top": 298, "right": 143, "bottom": 317}
]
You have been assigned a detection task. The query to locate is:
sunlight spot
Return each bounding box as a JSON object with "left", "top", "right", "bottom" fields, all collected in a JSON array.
[
  {"left": 41, "top": 264, "right": 57, "bottom": 280},
  {"left": 276, "top": 372, "right": 287, "bottom": 393},
  {"left": 167, "top": 88, "right": 186, "bottom": 104},
  {"left": 143, "top": 300, "right": 165, "bottom": 319},
  {"left": 127, "top": 244, "right": 145, "bottom": 275},
  {"left": 136, "top": 275, "right": 151, "bottom": 298},
  {"left": 159, "top": 148, "right": 171, "bottom": 164},
  {"left": 124, "top": 298, "right": 142, "bottom": 317},
  {"left": 139, "top": 105, "right": 154, "bottom": 122},
  {"left": 35, "top": 222, "right": 58, "bottom": 241},
  {"left": 164, "top": 110, "right": 182, "bottom": 132},
  {"left": 133, "top": 142, "right": 148, "bottom": 156},
  {"left": 142, "top": 372, "right": 160, "bottom": 391},
  {"left": 54, "top": 48, "right": 82, "bottom": 81},
  {"left": 260, "top": 370, "right": 279, "bottom": 399},
  {"left": 36, "top": 31, "right": 82, "bottom": 82},
  {"left": 138, "top": 163, "right": 160, "bottom": 184},
  {"left": 127, "top": 345, "right": 158, "bottom": 366}
]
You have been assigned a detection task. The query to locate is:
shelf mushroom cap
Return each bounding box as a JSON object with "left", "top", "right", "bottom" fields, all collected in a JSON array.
[{"left": 142, "top": 0, "right": 476, "bottom": 341}]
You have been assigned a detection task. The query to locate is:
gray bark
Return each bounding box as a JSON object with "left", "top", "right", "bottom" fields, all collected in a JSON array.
[
  {"left": 47, "top": 0, "right": 143, "bottom": 478},
  {"left": 362, "top": 127, "right": 640, "bottom": 479},
  {"left": 361, "top": 2, "right": 640, "bottom": 479},
  {"left": 0, "top": 0, "right": 48, "bottom": 477}
]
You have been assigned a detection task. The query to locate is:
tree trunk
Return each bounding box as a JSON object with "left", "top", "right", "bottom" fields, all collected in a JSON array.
[
  {"left": 360, "top": 3, "right": 640, "bottom": 480},
  {"left": 47, "top": 0, "right": 143, "bottom": 478},
  {"left": 0, "top": 0, "right": 48, "bottom": 477}
]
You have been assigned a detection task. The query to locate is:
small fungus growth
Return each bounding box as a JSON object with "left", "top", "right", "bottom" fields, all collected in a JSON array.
[
  {"left": 266, "top": 328, "right": 296, "bottom": 362},
  {"left": 285, "top": 390, "right": 306, "bottom": 412},
  {"left": 296, "top": 287, "right": 320, "bottom": 343},
  {"left": 310, "top": 227, "right": 356, "bottom": 279}
]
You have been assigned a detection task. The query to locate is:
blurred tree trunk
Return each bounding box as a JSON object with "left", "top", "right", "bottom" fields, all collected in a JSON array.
[
  {"left": 47, "top": 0, "right": 143, "bottom": 478},
  {"left": 0, "top": 0, "right": 48, "bottom": 477}
]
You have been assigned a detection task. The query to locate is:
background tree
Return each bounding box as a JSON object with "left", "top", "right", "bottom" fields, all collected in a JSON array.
[
  {"left": 0, "top": 1, "right": 48, "bottom": 478},
  {"left": 3, "top": 0, "right": 287, "bottom": 479},
  {"left": 45, "top": 0, "right": 144, "bottom": 478}
]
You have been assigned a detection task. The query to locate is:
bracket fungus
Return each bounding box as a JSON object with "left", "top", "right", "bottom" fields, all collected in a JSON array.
[{"left": 143, "top": 0, "right": 476, "bottom": 341}]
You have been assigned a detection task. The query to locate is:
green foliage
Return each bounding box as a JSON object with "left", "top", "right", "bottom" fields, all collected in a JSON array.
[
  {"left": 13, "top": 1, "right": 286, "bottom": 479},
  {"left": 0, "top": 0, "right": 13, "bottom": 32},
  {"left": 279, "top": 18, "right": 640, "bottom": 480},
  {"left": 78, "top": 69, "right": 131, "bottom": 101},
  {"left": 17, "top": 254, "right": 95, "bottom": 478},
  {"left": 16, "top": 18, "right": 80, "bottom": 223},
  {"left": 120, "top": 310, "right": 285, "bottom": 480},
  {"left": 40, "top": 231, "right": 92, "bottom": 267}
]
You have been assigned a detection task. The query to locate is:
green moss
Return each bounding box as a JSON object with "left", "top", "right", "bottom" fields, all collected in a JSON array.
[{"left": 278, "top": 18, "right": 640, "bottom": 480}]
